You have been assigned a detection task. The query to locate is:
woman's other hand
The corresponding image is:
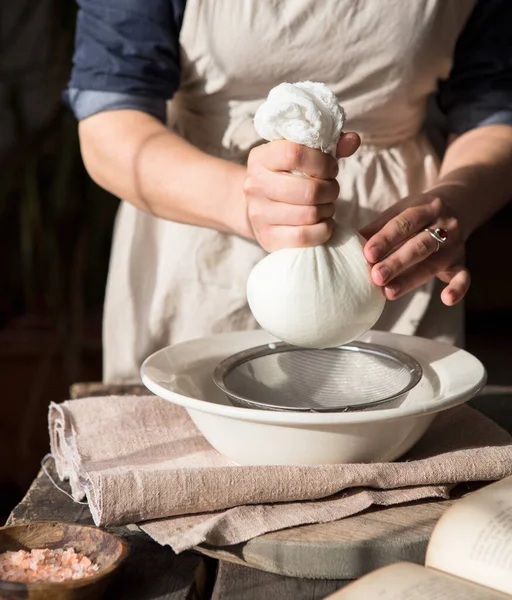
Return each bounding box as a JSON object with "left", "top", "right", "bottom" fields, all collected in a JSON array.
[
  {"left": 245, "top": 133, "right": 360, "bottom": 252},
  {"left": 360, "top": 193, "right": 470, "bottom": 306}
]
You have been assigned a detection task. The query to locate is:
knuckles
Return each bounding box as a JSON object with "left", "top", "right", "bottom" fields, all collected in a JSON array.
[
  {"left": 250, "top": 139, "right": 339, "bottom": 179},
  {"left": 428, "top": 196, "right": 462, "bottom": 241},
  {"left": 302, "top": 179, "right": 318, "bottom": 205},
  {"left": 292, "top": 226, "right": 310, "bottom": 247},
  {"left": 290, "top": 221, "right": 332, "bottom": 247},
  {"left": 246, "top": 197, "right": 264, "bottom": 224},
  {"left": 301, "top": 205, "right": 320, "bottom": 225},
  {"left": 283, "top": 141, "right": 305, "bottom": 170},
  {"left": 302, "top": 203, "right": 335, "bottom": 225},
  {"left": 414, "top": 236, "right": 431, "bottom": 257},
  {"left": 245, "top": 141, "right": 338, "bottom": 251},
  {"left": 303, "top": 178, "right": 339, "bottom": 206},
  {"left": 242, "top": 175, "right": 258, "bottom": 196},
  {"left": 394, "top": 209, "right": 417, "bottom": 237}
]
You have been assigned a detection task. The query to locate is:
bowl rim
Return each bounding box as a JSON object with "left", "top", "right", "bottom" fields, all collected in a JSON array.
[
  {"left": 141, "top": 330, "right": 487, "bottom": 425},
  {"left": 0, "top": 521, "right": 129, "bottom": 590},
  {"left": 212, "top": 341, "right": 423, "bottom": 412}
]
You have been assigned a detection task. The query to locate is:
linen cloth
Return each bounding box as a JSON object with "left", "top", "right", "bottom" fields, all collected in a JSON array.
[{"left": 49, "top": 395, "right": 512, "bottom": 553}]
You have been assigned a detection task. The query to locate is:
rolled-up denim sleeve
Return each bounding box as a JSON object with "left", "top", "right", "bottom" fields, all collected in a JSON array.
[
  {"left": 65, "top": 0, "right": 186, "bottom": 122},
  {"left": 437, "top": 0, "right": 512, "bottom": 135}
]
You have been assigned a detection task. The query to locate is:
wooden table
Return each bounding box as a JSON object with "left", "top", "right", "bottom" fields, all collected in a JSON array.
[{"left": 7, "top": 384, "right": 512, "bottom": 599}]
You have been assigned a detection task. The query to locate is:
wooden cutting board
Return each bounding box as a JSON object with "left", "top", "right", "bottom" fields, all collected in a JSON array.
[{"left": 193, "top": 497, "right": 455, "bottom": 580}]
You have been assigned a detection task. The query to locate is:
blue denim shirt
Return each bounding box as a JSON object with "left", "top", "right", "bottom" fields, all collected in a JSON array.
[{"left": 66, "top": 0, "right": 512, "bottom": 134}]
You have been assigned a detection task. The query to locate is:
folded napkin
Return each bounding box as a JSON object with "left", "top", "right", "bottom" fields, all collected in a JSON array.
[{"left": 49, "top": 395, "right": 512, "bottom": 553}]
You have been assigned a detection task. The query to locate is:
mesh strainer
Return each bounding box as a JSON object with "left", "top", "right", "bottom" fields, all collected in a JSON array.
[{"left": 213, "top": 341, "right": 423, "bottom": 413}]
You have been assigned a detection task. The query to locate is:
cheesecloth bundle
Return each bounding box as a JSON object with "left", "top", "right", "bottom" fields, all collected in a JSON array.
[{"left": 247, "top": 81, "right": 385, "bottom": 348}]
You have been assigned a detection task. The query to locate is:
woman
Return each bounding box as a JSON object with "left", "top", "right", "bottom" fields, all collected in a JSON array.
[{"left": 67, "top": 0, "right": 512, "bottom": 382}]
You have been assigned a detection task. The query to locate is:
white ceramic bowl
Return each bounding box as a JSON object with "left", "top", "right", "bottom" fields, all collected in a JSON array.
[{"left": 141, "top": 330, "right": 486, "bottom": 465}]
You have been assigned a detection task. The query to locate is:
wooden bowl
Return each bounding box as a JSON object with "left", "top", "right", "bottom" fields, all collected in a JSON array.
[{"left": 0, "top": 521, "right": 129, "bottom": 599}]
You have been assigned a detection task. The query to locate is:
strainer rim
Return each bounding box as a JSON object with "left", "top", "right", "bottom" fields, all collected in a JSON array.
[{"left": 213, "top": 341, "right": 423, "bottom": 413}]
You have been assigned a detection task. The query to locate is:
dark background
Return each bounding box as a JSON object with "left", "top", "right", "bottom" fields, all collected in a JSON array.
[
  {"left": 1, "top": 0, "right": 512, "bottom": 523},
  {"left": 0, "top": 0, "right": 119, "bottom": 520}
]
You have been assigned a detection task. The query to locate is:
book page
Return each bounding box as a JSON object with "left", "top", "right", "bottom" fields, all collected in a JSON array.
[
  {"left": 328, "top": 563, "right": 509, "bottom": 599},
  {"left": 426, "top": 476, "right": 512, "bottom": 596}
]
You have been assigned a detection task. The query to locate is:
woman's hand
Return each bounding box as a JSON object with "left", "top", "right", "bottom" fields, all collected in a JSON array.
[
  {"left": 245, "top": 133, "right": 360, "bottom": 252},
  {"left": 360, "top": 193, "right": 470, "bottom": 306}
]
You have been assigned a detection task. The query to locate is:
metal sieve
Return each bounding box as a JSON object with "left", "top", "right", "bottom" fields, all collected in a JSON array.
[{"left": 213, "top": 341, "right": 423, "bottom": 413}]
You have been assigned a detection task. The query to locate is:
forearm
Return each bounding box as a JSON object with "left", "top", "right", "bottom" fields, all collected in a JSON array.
[
  {"left": 430, "top": 124, "right": 512, "bottom": 238},
  {"left": 78, "top": 110, "right": 253, "bottom": 238}
]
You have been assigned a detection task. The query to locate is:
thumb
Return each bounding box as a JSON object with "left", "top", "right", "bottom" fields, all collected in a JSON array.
[{"left": 336, "top": 132, "right": 361, "bottom": 158}]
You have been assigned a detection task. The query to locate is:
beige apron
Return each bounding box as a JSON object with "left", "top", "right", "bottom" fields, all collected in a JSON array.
[{"left": 103, "top": 0, "right": 476, "bottom": 383}]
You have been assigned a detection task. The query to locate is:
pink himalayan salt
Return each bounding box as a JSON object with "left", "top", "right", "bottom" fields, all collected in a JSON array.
[{"left": 0, "top": 547, "right": 99, "bottom": 583}]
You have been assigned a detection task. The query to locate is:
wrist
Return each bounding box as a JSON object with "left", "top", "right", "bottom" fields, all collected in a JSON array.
[
  {"left": 433, "top": 125, "right": 512, "bottom": 241},
  {"left": 223, "top": 162, "right": 255, "bottom": 240}
]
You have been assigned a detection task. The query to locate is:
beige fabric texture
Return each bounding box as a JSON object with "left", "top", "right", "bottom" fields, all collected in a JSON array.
[
  {"left": 49, "top": 395, "right": 512, "bottom": 553},
  {"left": 102, "top": 0, "right": 477, "bottom": 383}
]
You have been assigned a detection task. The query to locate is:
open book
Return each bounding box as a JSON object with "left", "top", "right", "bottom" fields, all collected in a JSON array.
[{"left": 328, "top": 475, "right": 512, "bottom": 599}]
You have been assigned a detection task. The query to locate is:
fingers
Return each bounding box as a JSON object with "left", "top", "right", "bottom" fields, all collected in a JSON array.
[
  {"left": 336, "top": 132, "right": 361, "bottom": 158},
  {"left": 245, "top": 133, "right": 359, "bottom": 252},
  {"left": 363, "top": 199, "right": 442, "bottom": 264},
  {"left": 244, "top": 169, "right": 339, "bottom": 206},
  {"left": 367, "top": 207, "right": 470, "bottom": 305},
  {"left": 371, "top": 229, "right": 440, "bottom": 286},
  {"left": 382, "top": 254, "right": 470, "bottom": 303},
  {"left": 246, "top": 140, "right": 341, "bottom": 251},
  {"left": 359, "top": 201, "right": 408, "bottom": 242},
  {"left": 251, "top": 132, "right": 361, "bottom": 180},
  {"left": 252, "top": 140, "right": 339, "bottom": 180},
  {"left": 258, "top": 220, "right": 335, "bottom": 253},
  {"left": 384, "top": 262, "right": 471, "bottom": 305},
  {"left": 382, "top": 256, "right": 439, "bottom": 300},
  {"left": 248, "top": 196, "right": 336, "bottom": 226},
  {"left": 245, "top": 175, "right": 337, "bottom": 250},
  {"left": 438, "top": 266, "right": 471, "bottom": 306}
]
